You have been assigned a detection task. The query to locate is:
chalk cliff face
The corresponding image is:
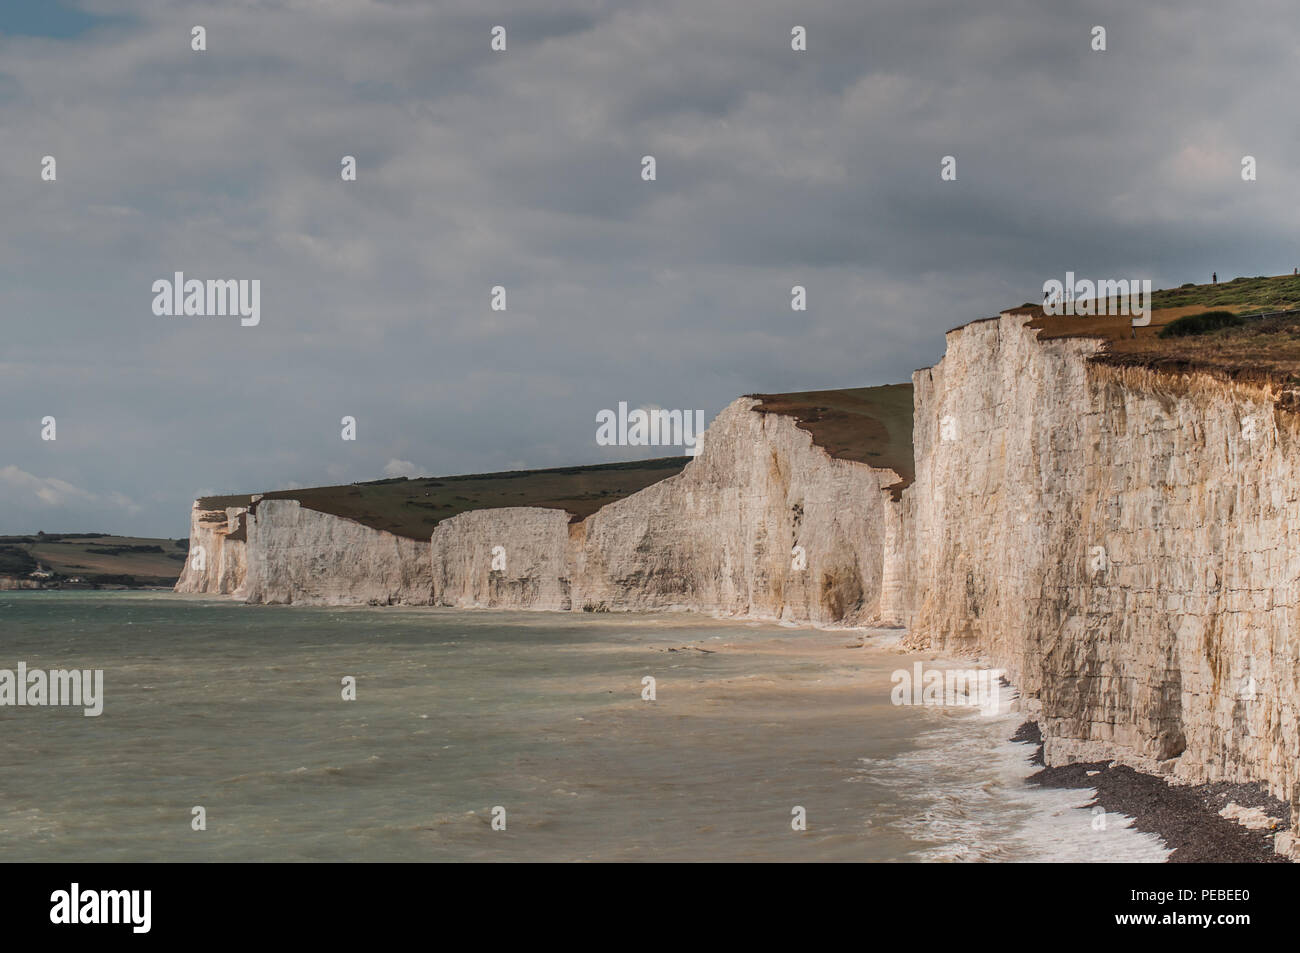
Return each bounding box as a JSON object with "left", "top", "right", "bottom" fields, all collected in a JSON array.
[
  {"left": 415, "top": 401, "right": 905, "bottom": 624},
  {"left": 178, "top": 503, "right": 249, "bottom": 596},
  {"left": 177, "top": 400, "right": 906, "bottom": 625},
  {"left": 177, "top": 498, "right": 431, "bottom": 606},
  {"left": 571, "top": 400, "right": 902, "bottom": 624},
  {"left": 241, "top": 499, "right": 432, "bottom": 606},
  {"left": 431, "top": 507, "right": 574, "bottom": 610},
  {"left": 904, "top": 311, "right": 1300, "bottom": 851}
]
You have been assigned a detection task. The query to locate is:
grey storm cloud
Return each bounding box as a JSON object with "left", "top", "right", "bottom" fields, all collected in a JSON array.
[{"left": 1, "top": 0, "right": 1297, "bottom": 535}]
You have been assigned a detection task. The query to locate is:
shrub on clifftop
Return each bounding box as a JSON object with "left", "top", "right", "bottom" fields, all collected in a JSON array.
[{"left": 1158, "top": 310, "right": 1247, "bottom": 338}]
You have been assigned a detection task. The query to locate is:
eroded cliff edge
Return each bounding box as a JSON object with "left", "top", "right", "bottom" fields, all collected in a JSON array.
[
  {"left": 431, "top": 400, "right": 907, "bottom": 624},
  {"left": 179, "top": 397, "right": 909, "bottom": 626},
  {"left": 904, "top": 310, "right": 1300, "bottom": 855},
  {"left": 178, "top": 497, "right": 430, "bottom": 605}
]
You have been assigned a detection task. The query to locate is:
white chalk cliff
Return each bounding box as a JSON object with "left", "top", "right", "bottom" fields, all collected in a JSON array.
[
  {"left": 904, "top": 311, "right": 1300, "bottom": 856},
  {"left": 179, "top": 497, "right": 430, "bottom": 606},
  {"left": 178, "top": 310, "right": 1300, "bottom": 854},
  {"left": 180, "top": 401, "right": 904, "bottom": 625}
]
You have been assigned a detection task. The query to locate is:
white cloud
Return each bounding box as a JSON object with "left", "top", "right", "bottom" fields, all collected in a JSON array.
[
  {"left": 0, "top": 465, "right": 99, "bottom": 507},
  {"left": 0, "top": 465, "right": 145, "bottom": 534},
  {"left": 382, "top": 458, "right": 422, "bottom": 479},
  {"left": 108, "top": 491, "right": 143, "bottom": 515}
]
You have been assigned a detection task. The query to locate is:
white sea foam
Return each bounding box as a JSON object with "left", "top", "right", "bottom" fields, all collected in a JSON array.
[{"left": 854, "top": 685, "right": 1169, "bottom": 862}]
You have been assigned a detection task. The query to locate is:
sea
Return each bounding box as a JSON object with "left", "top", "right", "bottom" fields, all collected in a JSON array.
[{"left": 0, "top": 592, "right": 1168, "bottom": 862}]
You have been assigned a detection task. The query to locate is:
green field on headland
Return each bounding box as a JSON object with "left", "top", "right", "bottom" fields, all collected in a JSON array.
[
  {"left": 1024, "top": 273, "right": 1300, "bottom": 399},
  {"left": 0, "top": 533, "right": 187, "bottom": 588},
  {"left": 196, "top": 382, "right": 920, "bottom": 540},
  {"left": 750, "top": 384, "right": 916, "bottom": 486}
]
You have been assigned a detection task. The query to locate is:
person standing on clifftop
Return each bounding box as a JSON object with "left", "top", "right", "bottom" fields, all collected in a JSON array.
[{"left": 1213, "top": 272, "right": 1217, "bottom": 284}]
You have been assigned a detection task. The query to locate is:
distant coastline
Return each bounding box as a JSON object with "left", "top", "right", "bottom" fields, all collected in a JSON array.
[{"left": 0, "top": 532, "right": 185, "bottom": 590}]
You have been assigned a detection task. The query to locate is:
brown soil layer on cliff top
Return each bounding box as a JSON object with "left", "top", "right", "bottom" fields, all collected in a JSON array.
[
  {"left": 1021, "top": 274, "right": 1300, "bottom": 399},
  {"left": 1016, "top": 723, "right": 1289, "bottom": 863},
  {"left": 1097, "top": 312, "right": 1300, "bottom": 398},
  {"left": 1026, "top": 303, "right": 1246, "bottom": 344},
  {"left": 748, "top": 383, "right": 915, "bottom": 489},
  {"left": 197, "top": 457, "right": 691, "bottom": 541}
]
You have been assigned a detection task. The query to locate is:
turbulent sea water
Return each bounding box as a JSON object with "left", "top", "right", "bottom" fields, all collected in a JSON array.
[{"left": 0, "top": 592, "right": 1167, "bottom": 862}]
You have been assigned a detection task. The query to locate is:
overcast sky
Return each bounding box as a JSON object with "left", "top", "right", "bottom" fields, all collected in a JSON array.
[{"left": 2, "top": 0, "right": 1297, "bottom": 537}]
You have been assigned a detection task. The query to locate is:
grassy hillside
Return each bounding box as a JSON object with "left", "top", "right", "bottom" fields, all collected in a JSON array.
[
  {"left": 1020, "top": 273, "right": 1300, "bottom": 397},
  {"left": 1103, "top": 310, "right": 1300, "bottom": 395},
  {"left": 199, "top": 457, "right": 693, "bottom": 541},
  {"left": 749, "top": 383, "right": 916, "bottom": 490},
  {"left": 197, "top": 386, "right": 919, "bottom": 540},
  {"left": 0, "top": 533, "right": 187, "bottom": 587},
  {"left": 1150, "top": 274, "right": 1300, "bottom": 314}
]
